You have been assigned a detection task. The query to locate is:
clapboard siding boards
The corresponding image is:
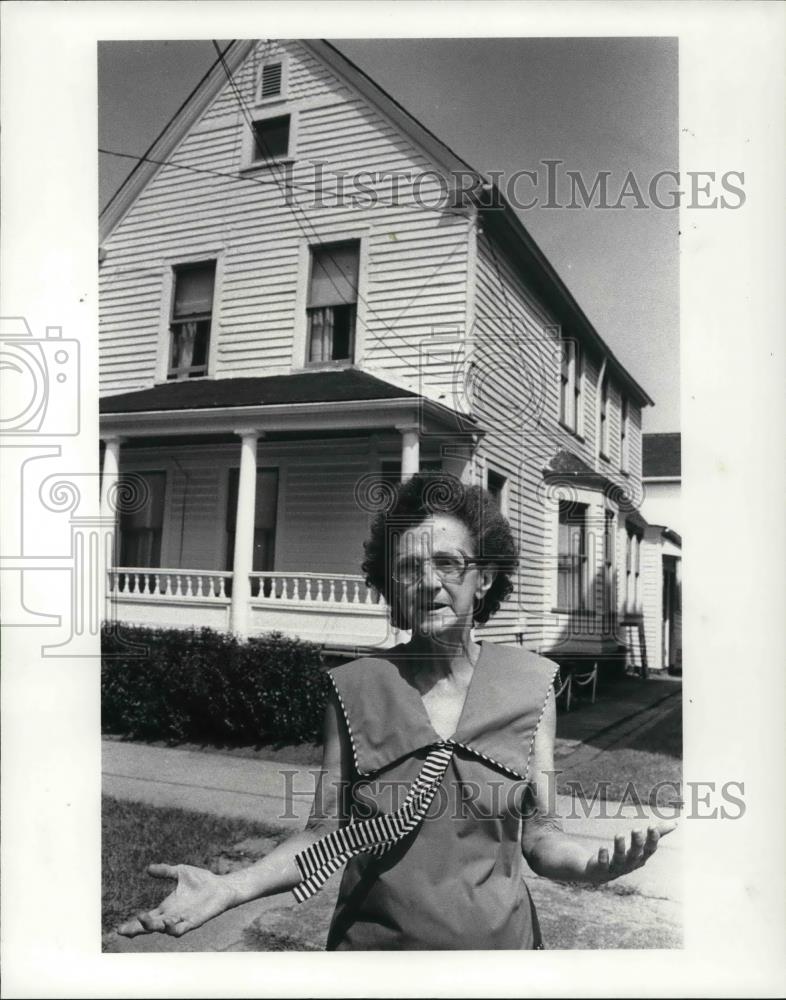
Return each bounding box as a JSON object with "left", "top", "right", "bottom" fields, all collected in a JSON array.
[
  {"left": 100, "top": 38, "right": 469, "bottom": 397},
  {"left": 470, "top": 229, "right": 644, "bottom": 653},
  {"left": 641, "top": 532, "right": 663, "bottom": 671},
  {"left": 101, "top": 39, "right": 652, "bottom": 656},
  {"left": 119, "top": 438, "right": 388, "bottom": 577}
]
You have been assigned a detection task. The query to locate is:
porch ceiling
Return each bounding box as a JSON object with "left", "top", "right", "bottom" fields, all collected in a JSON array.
[{"left": 100, "top": 369, "right": 480, "bottom": 439}]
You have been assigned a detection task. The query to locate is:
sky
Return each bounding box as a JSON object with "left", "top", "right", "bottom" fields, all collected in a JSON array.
[{"left": 98, "top": 38, "right": 679, "bottom": 432}]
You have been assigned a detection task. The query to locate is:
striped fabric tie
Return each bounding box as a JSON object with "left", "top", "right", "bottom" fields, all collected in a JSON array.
[{"left": 292, "top": 741, "right": 455, "bottom": 903}]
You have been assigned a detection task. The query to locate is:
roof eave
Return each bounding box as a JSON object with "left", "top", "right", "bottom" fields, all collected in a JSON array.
[
  {"left": 99, "top": 393, "right": 480, "bottom": 438},
  {"left": 99, "top": 40, "right": 256, "bottom": 245},
  {"left": 480, "top": 201, "right": 654, "bottom": 408}
]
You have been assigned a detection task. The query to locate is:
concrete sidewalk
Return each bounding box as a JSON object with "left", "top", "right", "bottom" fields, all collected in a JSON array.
[{"left": 103, "top": 680, "right": 683, "bottom": 953}]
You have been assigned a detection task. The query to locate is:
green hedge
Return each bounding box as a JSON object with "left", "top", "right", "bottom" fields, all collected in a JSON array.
[{"left": 101, "top": 625, "right": 329, "bottom": 744}]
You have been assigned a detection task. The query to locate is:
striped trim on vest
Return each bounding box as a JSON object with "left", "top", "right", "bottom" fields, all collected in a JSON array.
[{"left": 292, "top": 742, "right": 455, "bottom": 903}]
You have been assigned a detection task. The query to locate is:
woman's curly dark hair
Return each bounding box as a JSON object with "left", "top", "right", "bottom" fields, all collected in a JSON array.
[{"left": 361, "top": 472, "right": 517, "bottom": 627}]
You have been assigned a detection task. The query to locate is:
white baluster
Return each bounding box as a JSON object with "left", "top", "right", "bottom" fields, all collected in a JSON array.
[
  {"left": 173, "top": 574, "right": 182, "bottom": 597},
  {"left": 140, "top": 572, "right": 148, "bottom": 595},
  {"left": 316, "top": 578, "right": 324, "bottom": 602},
  {"left": 292, "top": 577, "right": 299, "bottom": 602},
  {"left": 218, "top": 576, "right": 226, "bottom": 598},
  {"left": 154, "top": 573, "right": 160, "bottom": 595},
  {"left": 339, "top": 578, "right": 348, "bottom": 604},
  {"left": 328, "top": 578, "right": 336, "bottom": 602},
  {"left": 196, "top": 575, "right": 204, "bottom": 598},
  {"left": 365, "top": 583, "right": 373, "bottom": 604}
]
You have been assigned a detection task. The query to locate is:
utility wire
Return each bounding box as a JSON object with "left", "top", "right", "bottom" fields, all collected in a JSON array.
[{"left": 209, "top": 40, "right": 471, "bottom": 375}]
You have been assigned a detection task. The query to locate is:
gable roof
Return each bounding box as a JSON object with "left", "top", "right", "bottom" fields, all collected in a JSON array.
[
  {"left": 100, "top": 38, "right": 653, "bottom": 409},
  {"left": 642, "top": 432, "right": 681, "bottom": 478}
]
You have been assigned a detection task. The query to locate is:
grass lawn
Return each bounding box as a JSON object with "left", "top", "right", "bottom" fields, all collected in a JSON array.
[
  {"left": 103, "top": 794, "right": 680, "bottom": 951},
  {"left": 557, "top": 704, "right": 683, "bottom": 804},
  {"left": 102, "top": 796, "right": 287, "bottom": 935}
]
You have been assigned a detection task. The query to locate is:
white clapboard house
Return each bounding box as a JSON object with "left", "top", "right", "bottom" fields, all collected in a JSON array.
[{"left": 99, "top": 39, "right": 657, "bottom": 667}]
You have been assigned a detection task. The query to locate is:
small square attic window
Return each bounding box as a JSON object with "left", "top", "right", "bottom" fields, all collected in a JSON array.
[{"left": 251, "top": 115, "right": 290, "bottom": 161}]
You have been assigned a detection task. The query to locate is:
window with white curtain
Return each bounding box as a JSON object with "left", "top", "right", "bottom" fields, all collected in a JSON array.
[
  {"left": 307, "top": 241, "right": 359, "bottom": 364},
  {"left": 168, "top": 261, "right": 216, "bottom": 379}
]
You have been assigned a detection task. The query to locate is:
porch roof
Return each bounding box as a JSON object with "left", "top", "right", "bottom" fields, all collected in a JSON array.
[
  {"left": 99, "top": 369, "right": 480, "bottom": 438},
  {"left": 542, "top": 448, "right": 649, "bottom": 527},
  {"left": 100, "top": 369, "right": 421, "bottom": 413}
]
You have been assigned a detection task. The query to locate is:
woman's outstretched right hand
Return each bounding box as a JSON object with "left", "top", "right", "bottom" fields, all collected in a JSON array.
[{"left": 116, "top": 863, "right": 238, "bottom": 938}]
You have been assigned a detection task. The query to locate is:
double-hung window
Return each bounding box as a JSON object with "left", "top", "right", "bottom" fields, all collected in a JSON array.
[
  {"left": 620, "top": 396, "right": 629, "bottom": 472},
  {"left": 599, "top": 372, "right": 609, "bottom": 458},
  {"left": 602, "top": 509, "right": 615, "bottom": 625},
  {"left": 487, "top": 469, "right": 508, "bottom": 515},
  {"left": 557, "top": 500, "right": 589, "bottom": 612},
  {"left": 307, "top": 241, "right": 359, "bottom": 364},
  {"left": 559, "top": 334, "right": 583, "bottom": 435},
  {"left": 118, "top": 471, "right": 166, "bottom": 567},
  {"left": 168, "top": 261, "right": 216, "bottom": 380}
]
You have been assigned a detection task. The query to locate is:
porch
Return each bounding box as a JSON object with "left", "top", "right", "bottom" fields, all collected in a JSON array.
[
  {"left": 99, "top": 370, "right": 479, "bottom": 646},
  {"left": 107, "top": 567, "right": 389, "bottom": 647}
]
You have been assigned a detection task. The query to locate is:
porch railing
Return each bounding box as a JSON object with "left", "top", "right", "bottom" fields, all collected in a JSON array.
[
  {"left": 249, "top": 572, "right": 381, "bottom": 605},
  {"left": 108, "top": 568, "right": 232, "bottom": 599}
]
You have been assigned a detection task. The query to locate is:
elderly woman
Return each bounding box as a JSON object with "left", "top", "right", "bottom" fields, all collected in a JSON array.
[{"left": 119, "top": 472, "right": 673, "bottom": 949}]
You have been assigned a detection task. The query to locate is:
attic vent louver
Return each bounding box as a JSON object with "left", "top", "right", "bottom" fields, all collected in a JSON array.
[{"left": 261, "top": 62, "right": 283, "bottom": 99}]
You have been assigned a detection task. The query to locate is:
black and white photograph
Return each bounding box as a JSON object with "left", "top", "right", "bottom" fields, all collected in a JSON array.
[
  {"left": 97, "top": 35, "right": 683, "bottom": 954},
  {"left": 1, "top": 2, "right": 784, "bottom": 996}
]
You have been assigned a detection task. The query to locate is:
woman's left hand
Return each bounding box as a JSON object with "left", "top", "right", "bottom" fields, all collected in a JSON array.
[{"left": 584, "top": 822, "right": 677, "bottom": 883}]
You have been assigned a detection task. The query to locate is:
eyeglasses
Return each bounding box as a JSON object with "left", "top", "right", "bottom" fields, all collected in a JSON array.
[{"left": 391, "top": 552, "right": 483, "bottom": 586}]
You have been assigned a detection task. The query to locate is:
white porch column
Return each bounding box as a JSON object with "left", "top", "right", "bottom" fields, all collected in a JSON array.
[
  {"left": 397, "top": 424, "right": 420, "bottom": 481},
  {"left": 230, "top": 429, "right": 260, "bottom": 638},
  {"left": 99, "top": 436, "right": 123, "bottom": 622}
]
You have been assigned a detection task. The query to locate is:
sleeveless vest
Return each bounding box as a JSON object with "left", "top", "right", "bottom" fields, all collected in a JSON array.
[{"left": 295, "top": 641, "right": 558, "bottom": 951}]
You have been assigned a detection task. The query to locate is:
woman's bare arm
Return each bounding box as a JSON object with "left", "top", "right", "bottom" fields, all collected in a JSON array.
[
  {"left": 521, "top": 686, "right": 674, "bottom": 883},
  {"left": 118, "top": 689, "right": 352, "bottom": 937}
]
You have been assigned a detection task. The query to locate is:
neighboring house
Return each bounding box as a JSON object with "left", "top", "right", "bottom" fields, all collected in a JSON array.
[
  {"left": 98, "top": 38, "right": 656, "bottom": 668},
  {"left": 641, "top": 433, "right": 682, "bottom": 673}
]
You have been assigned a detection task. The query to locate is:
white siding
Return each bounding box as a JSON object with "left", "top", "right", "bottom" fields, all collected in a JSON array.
[
  {"left": 470, "top": 228, "right": 645, "bottom": 653},
  {"left": 100, "top": 39, "right": 468, "bottom": 397},
  {"left": 115, "top": 436, "right": 380, "bottom": 578},
  {"left": 641, "top": 530, "right": 664, "bottom": 671},
  {"left": 642, "top": 480, "right": 681, "bottom": 530}
]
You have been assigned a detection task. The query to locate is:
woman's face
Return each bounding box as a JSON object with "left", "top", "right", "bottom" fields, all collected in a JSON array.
[{"left": 391, "top": 514, "right": 494, "bottom": 640}]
